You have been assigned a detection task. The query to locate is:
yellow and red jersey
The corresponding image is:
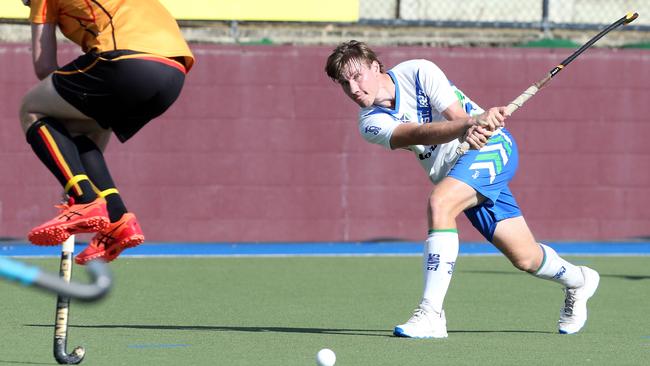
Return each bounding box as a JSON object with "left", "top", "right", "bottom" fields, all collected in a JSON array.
[{"left": 29, "top": 0, "right": 194, "bottom": 71}]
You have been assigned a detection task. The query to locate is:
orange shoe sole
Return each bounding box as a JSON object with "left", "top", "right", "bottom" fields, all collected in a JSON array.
[
  {"left": 28, "top": 216, "right": 110, "bottom": 246},
  {"left": 74, "top": 235, "right": 145, "bottom": 265}
]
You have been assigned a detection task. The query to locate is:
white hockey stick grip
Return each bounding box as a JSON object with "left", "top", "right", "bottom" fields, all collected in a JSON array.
[
  {"left": 61, "top": 235, "right": 75, "bottom": 253},
  {"left": 505, "top": 85, "right": 539, "bottom": 115}
]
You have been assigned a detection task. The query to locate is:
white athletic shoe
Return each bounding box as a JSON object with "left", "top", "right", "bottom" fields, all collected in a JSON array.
[
  {"left": 558, "top": 266, "right": 600, "bottom": 334},
  {"left": 393, "top": 306, "right": 448, "bottom": 338}
]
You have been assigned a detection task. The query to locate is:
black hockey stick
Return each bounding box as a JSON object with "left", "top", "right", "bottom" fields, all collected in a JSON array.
[
  {"left": 52, "top": 236, "right": 99, "bottom": 364},
  {"left": 457, "top": 12, "right": 639, "bottom": 154}
]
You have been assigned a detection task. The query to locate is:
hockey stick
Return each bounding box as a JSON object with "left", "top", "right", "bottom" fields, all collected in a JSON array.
[
  {"left": 455, "top": 12, "right": 639, "bottom": 155},
  {"left": 53, "top": 236, "right": 87, "bottom": 365},
  {"left": 0, "top": 255, "right": 111, "bottom": 301}
]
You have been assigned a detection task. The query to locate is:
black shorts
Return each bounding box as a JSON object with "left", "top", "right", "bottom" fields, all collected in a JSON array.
[{"left": 52, "top": 50, "right": 187, "bottom": 142}]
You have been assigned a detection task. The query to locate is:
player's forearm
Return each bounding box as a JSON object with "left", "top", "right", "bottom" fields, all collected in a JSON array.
[
  {"left": 31, "top": 23, "right": 58, "bottom": 80},
  {"left": 390, "top": 118, "right": 472, "bottom": 149},
  {"left": 33, "top": 62, "right": 58, "bottom": 80}
]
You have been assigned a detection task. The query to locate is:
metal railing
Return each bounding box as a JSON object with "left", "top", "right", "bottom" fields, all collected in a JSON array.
[{"left": 359, "top": 0, "right": 650, "bottom": 31}]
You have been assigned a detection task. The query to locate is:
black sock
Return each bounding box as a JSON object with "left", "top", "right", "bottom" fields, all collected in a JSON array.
[
  {"left": 73, "top": 136, "right": 128, "bottom": 222},
  {"left": 25, "top": 118, "right": 97, "bottom": 204}
]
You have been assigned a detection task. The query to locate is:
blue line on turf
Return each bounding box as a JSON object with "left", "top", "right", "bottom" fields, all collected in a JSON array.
[{"left": 2, "top": 241, "right": 650, "bottom": 258}]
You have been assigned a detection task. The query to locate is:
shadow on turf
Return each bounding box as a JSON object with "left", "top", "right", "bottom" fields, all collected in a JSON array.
[
  {"left": 0, "top": 360, "right": 52, "bottom": 365},
  {"left": 25, "top": 324, "right": 552, "bottom": 336},
  {"left": 462, "top": 270, "right": 650, "bottom": 280},
  {"left": 26, "top": 324, "right": 392, "bottom": 337}
]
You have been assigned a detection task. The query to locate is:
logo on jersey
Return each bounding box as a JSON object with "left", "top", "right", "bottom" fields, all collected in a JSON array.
[
  {"left": 417, "top": 94, "right": 429, "bottom": 108},
  {"left": 472, "top": 170, "right": 480, "bottom": 179},
  {"left": 454, "top": 88, "right": 478, "bottom": 115},
  {"left": 418, "top": 145, "right": 437, "bottom": 160},
  {"left": 364, "top": 126, "right": 381, "bottom": 135},
  {"left": 393, "top": 113, "right": 412, "bottom": 123},
  {"left": 415, "top": 71, "right": 432, "bottom": 123}
]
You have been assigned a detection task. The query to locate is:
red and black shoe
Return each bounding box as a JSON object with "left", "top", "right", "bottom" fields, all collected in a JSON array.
[
  {"left": 75, "top": 212, "right": 145, "bottom": 265},
  {"left": 28, "top": 197, "right": 110, "bottom": 246}
]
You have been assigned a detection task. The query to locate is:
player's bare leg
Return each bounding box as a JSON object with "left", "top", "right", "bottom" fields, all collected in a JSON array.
[
  {"left": 19, "top": 75, "right": 94, "bottom": 132},
  {"left": 491, "top": 217, "right": 542, "bottom": 272},
  {"left": 492, "top": 217, "right": 600, "bottom": 334},
  {"left": 394, "top": 178, "right": 480, "bottom": 338}
]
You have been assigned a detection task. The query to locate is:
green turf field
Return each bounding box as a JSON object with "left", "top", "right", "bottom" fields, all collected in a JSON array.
[{"left": 1, "top": 256, "right": 648, "bottom": 365}]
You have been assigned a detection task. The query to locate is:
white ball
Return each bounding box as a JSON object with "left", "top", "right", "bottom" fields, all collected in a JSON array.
[{"left": 316, "top": 348, "right": 336, "bottom": 366}]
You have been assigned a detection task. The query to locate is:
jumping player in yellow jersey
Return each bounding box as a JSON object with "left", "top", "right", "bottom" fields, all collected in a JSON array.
[{"left": 19, "top": 0, "right": 195, "bottom": 264}]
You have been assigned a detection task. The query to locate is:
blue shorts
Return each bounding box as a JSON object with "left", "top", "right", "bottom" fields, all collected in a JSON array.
[{"left": 447, "top": 128, "right": 522, "bottom": 242}]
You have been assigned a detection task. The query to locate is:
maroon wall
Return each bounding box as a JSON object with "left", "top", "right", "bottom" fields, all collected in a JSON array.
[{"left": 1, "top": 43, "right": 648, "bottom": 242}]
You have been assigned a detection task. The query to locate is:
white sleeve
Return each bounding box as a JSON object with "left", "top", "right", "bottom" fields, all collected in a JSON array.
[
  {"left": 358, "top": 109, "right": 401, "bottom": 149},
  {"left": 417, "top": 60, "right": 459, "bottom": 114}
]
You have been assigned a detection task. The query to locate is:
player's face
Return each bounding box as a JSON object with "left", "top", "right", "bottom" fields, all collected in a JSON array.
[{"left": 338, "top": 59, "right": 380, "bottom": 108}]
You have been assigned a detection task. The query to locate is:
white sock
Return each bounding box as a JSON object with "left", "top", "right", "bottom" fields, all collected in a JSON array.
[
  {"left": 533, "top": 243, "right": 585, "bottom": 288},
  {"left": 420, "top": 230, "right": 459, "bottom": 313}
]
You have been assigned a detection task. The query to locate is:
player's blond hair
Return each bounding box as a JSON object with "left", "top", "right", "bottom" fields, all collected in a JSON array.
[{"left": 325, "top": 40, "right": 385, "bottom": 82}]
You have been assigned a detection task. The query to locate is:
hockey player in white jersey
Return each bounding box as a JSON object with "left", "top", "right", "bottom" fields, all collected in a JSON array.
[{"left": 325, "top": 40, "right": 599, "bottom": 338}]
